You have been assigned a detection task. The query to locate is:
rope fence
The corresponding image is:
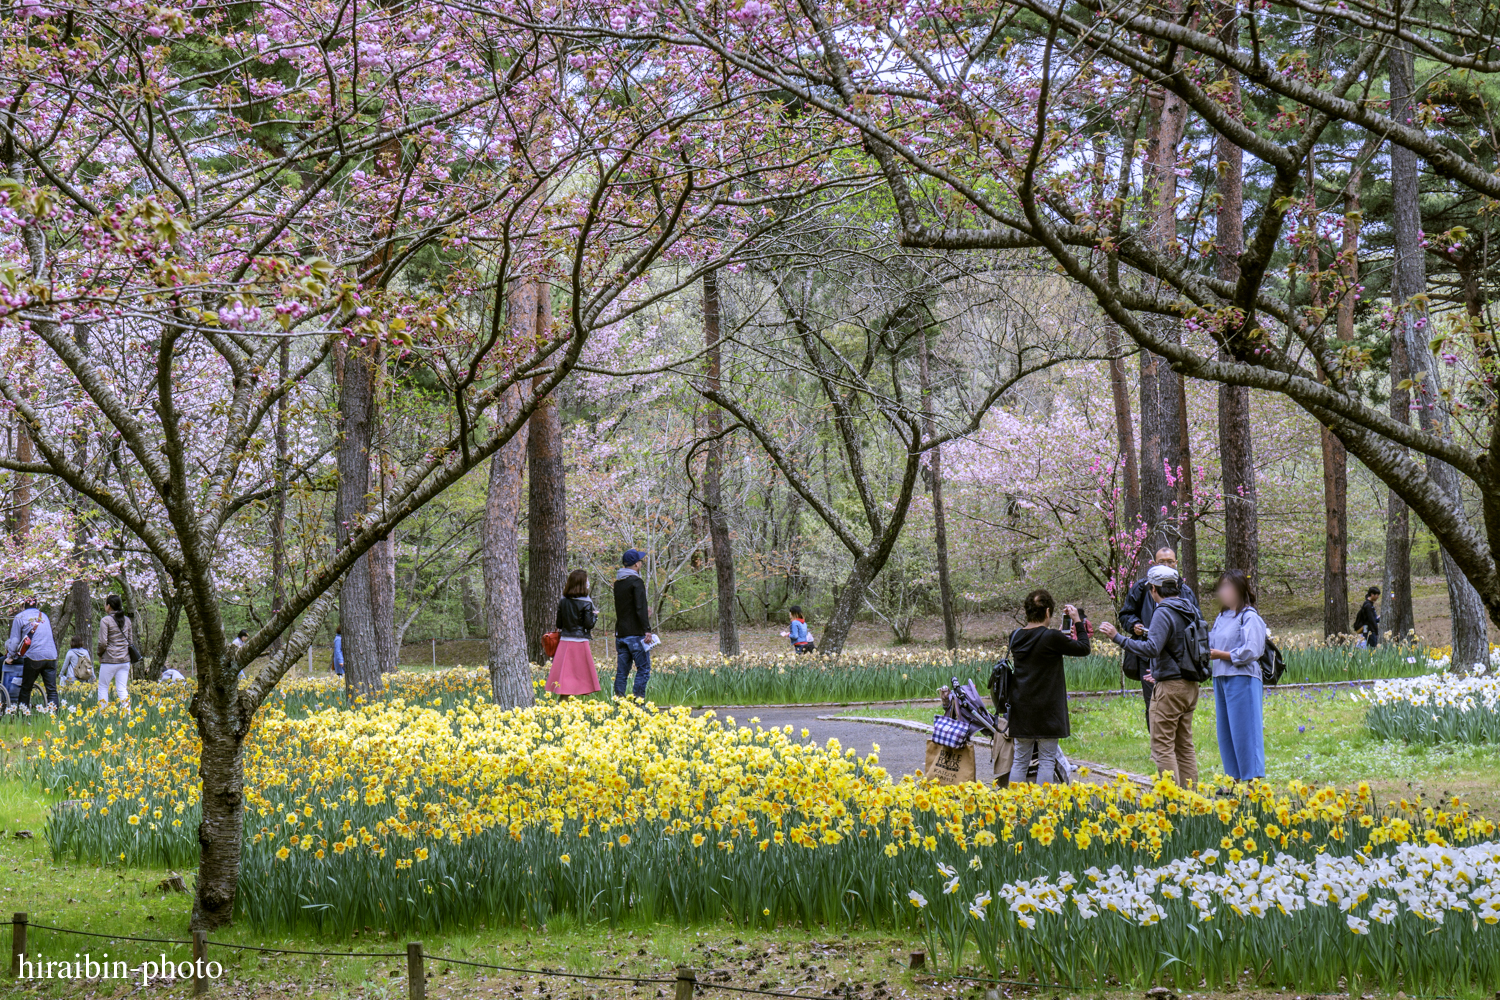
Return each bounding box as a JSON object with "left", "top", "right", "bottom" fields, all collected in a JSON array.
[{"left": 10, "top": 912, "right": 938, "bottom": 1000}]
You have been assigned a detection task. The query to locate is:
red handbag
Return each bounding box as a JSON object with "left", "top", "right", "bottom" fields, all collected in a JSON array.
[{"left": 542, "top": 631, "right": 561, "bottom": 658}]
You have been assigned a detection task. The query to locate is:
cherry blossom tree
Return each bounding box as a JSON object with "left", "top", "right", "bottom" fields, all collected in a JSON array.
[{"left": 0, "top": 0, "right": 837, "bottom": 927}]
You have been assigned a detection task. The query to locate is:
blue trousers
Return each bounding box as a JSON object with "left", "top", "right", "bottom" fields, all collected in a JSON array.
[
  {"left": 1214, "top": 674, "right": 1265, "bottom": 780},
  {"left": 614, "top": 636, "right": 651, "bottom": 698}
]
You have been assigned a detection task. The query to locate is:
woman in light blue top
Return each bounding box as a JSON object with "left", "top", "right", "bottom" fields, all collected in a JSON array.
[{"left": 1208, "top": 569, "right": 1268, "bottom": 781}]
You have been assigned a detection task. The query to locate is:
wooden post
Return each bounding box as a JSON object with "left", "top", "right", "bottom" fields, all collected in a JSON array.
[
  {"left": 908, "top": 952, "right": 925, "bottom": 971},
  {"left": 10, "top": 913, "right": 25, "bottom": 978},
  {"left": 407, "top": 942, "right": 425, "bottom": 1000},
  {"left": 675, "top": 967, "right": 696, "bottom": 1000},
  {"left": 431, "top": 639, "right": 436, "bottom": 668},
  {"left": 192, "top": 929, "right": 207, "bottom": 995}
]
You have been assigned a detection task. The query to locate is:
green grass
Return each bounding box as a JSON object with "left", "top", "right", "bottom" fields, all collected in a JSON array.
[{"left": 843, "top": 686, "right": 1500, "bottom": 812}]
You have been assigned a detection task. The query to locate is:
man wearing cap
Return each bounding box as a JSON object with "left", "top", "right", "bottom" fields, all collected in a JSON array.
[
  {"left": 1117, "top": 547, "right": 1197, "bottom": 726},
  {"left": 7, "top": 596, "right": 59, "bottom": 711},
  {"left": 613, "top": 549, "right": 655, "bottom": 698},
  {"left": 1099, "top": 565, "right": 1201, "bottom": 787}
]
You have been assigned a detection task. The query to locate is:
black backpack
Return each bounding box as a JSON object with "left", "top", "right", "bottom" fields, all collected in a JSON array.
[
  {"left": 1260, "top": 635, "right": 1286, "bottom": 685},
  {"left": 987, "top": 657, "right": 1014, "bottom": 714},
  {"left": 1164, "top": 606, "right": 1212, "bottom": 681},
  {"left": 987, "top": 630, "right": 1021, "bottom": 713}
]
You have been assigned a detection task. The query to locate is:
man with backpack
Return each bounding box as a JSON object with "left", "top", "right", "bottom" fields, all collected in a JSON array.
[
  {"left": 7, "top": 596, "right": 59, "bottom": 711},
  {"left": 1118, "top": 547, "right": 1197, "bottom": 727},
  {"left": 1099, "top": 564, "right": 1206, "bottom": 787}
]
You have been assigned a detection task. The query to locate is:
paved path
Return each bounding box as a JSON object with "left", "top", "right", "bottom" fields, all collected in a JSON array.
[
  {"left": 700, "top": 706, "right": 943, "bottom": 779},
  {"left": 698, "top": 706, "right": 1151, "bottom": 785}
]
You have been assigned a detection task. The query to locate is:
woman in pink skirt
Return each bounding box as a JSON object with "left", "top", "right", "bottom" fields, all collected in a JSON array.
[{"left": 546, "top": 569, "right": 601, "bottom": 697}]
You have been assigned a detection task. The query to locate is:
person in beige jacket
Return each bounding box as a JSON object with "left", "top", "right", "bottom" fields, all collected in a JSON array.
[{"left": 96, "top": 595, "right": 134, "bottom": 707}]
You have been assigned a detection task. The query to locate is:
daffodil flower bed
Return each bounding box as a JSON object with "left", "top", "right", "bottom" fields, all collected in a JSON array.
[
  {"left": 1359, "top": 672, "right": 1500, "bottom": 744},
  {"left": 24, "top": 687, "right": 1492, "bottom": 952},
  {"left": 911, "top": 842, "right": 1500, "bottom": 993}
]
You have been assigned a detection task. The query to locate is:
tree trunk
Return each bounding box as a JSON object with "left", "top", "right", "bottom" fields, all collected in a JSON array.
[
  {"left": 369, "top": 356, "right": 398, "bottom": 675},
  {"left": 336, "top": 342, "right": 380, "bottom": 696},
  {"left": 523, "top": 279, "right": 568, "bottom": 663},
  {"left": 484, "top": 384, "right": 534, "bottom": 707},
  {"left": 1215, "top": 104, "right": 1259, "bottom": 581},
  {"left": 820, "top": 557, "right": 877, "bottom": 655},
  {"left": 702, "top": 271, "right": 741, "bottom": 655},
  {"left": 191, "top": 687, "right": 247, "bottom": 930},
  {"left": 917, "top": 326, "right": 957, "bottom": 649},
  {"left": 1104, "top": 325, "right": 1140, "bottom": 530},
  {"left": 1382, "top": 327, "right": 1416, "bottom": 642},
  {"left": 1388, "top": 42, "right": 1491, "bottom": 668},
  {"left": 270, "top": 338, "right": 288, "bottom": 651},
  {"left": 1139, "top": 344, "right": 1183, "bottom": 560},
  {"left": 1320, "top": 158, "right": 1368, "bottom": 642},
  {"left": 13, "top": 421, "right": 32, "bottom": 539},
  {"left": 1140, "top": 83, "right": 1189, "bottom": 568},
  {"left": 147, "top": 590, "right": 183, "bottom": 680}
]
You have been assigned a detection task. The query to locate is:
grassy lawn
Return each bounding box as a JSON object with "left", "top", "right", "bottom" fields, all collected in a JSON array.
[
  {"left": 0, "top": 782, "right": 929, "bottom": 998},
  {"left": 842, "top": 686, "right": 1500, "bottom": 815}
]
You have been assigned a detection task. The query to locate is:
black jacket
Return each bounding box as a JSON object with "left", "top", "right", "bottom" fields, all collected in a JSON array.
[
  {"left": 1118, "top": 577, "right": 1197, "bottom": 678},
  {"left": 1115, "top": 596, "right": 1198, "bottom": 682},
  {"left": 1006, "top": 623, "right": 1091, "bottom": 740},
  {"left": 613, "top": 570, "right": 651, "bottom": 637},
  {"left": 556, "top": 596, "right": 597, "bottom": 639},
  {"left": 1352, "top": 600, "right": 1379, "bottom": 645}
]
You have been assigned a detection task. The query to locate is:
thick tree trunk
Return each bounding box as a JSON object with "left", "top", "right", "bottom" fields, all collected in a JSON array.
[
  {"left": 1104, "top": 324, "right": 1141, "bottom": 530},
  {"left": 702, "top": 271, "right": 741, "bottom": 655},
  {"left": 14, "top": 423, "right": 31, "bottom": 539},
  {"left": 369, "top": 371, "right": 398, "bottom": 675},
  {"left": 1389, "top": 43, "right": 1490, "bottom": 667},
  {"left": 485, "top": 385, "right": 534, "bottom": 707},
  {"left": 336, "top": 342, "right": 380, "bottom": 696},
  {"left": 917, "top": 327, "right": 957, "bottom": 649},
  {"left": 191, "top": 657, "right": 247, "bottom": 930},
  {"left": 820, "top": 558, "right": 877, "bottom": 655},
  {"left": 1139, "top": 344, "right": 1183, "bottom": 558},
  {"left": 1174, "top": 378, "right": 1198, "bottom": 593},
  {"left": 1215, "top": 109, "right": 1259, "bottom": 581},
  {"left": 1140, "top": 84, "right": 1189, "bottom": 567},
  {"left": 1320, "top": 159, "right": 1367, "bottom": 641},
  {"left": 1320, "top": 432, "right": 1349, "bottom": 639},
  {"left": 523, "top": 382, "right": 568, "bottom": 661}
]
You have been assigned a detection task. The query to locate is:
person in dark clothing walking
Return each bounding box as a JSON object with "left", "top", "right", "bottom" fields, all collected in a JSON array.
[
  {"left": 1353, "top": 586, "right": 1381, "bottom": 648},
  {"left": 1101, "top": 565, "right": 1202, "bottom": 787},
  {"left": 613, "top": 549, "right": 655, "bottom": 698},
  {"left": 1006, "top": 589, "right": 1091, "bottom": 785},
  {"left": 1117, "top": 546, "right": 1197, "bottom": 726},
  {"left": 8, "top": 596, "right": 58, "bottom": 711}
]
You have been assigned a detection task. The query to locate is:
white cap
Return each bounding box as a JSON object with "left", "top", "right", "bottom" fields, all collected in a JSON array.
[{"left": 1146, "top": 564, "right": 1180, "bottom": 588}]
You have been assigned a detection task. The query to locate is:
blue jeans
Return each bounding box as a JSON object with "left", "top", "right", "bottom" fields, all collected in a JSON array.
[
  {"left": 614, "top": 636, "right": 651, "bottom": 698},
  {"left": 1214, "top": 674, "right": 1265, "bottom": 780}
]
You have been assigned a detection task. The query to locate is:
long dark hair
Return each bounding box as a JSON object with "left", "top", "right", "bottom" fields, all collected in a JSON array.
[
  {"left": 106, "top": 593, "right": 126, "bottom": 628},
  {"left": 563, "top": 569, "right": 590, "bottom": 598},
  {"left": 1216, "top": 570, "right": 1256, "bottom": 610}
]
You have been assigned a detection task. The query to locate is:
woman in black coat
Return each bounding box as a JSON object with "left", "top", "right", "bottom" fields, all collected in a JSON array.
[
  {"left": 1007, "top": 589, "right": 1090, "bottom": 784},
  {"left": 545, "top": 569, "right": 601, "bottom": 697}
]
